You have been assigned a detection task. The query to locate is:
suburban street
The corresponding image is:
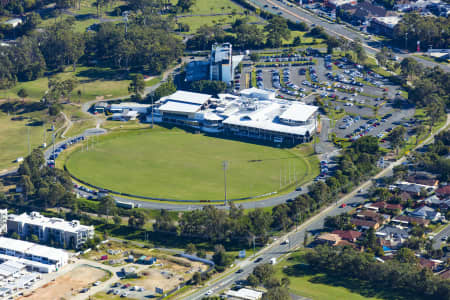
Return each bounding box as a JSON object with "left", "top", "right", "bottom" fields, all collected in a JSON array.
[
  {"left": 180, "top": 113, "right": 450, "bottom": 299},
  {"left": 250, "top": 0, "right": 450, "bottom": 72}
]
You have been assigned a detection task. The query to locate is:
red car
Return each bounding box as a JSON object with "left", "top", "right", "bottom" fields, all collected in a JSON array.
[{"left": 340, "top": 203, "right": 347, "bottom": 208}]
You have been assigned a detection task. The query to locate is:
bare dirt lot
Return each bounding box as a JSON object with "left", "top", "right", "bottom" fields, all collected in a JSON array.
[
  {"left": 21, "top": 265, "right": 107, "bottom": 300},
  {"left": 124, "top": 258, "right": 208, "bottom": 292}
]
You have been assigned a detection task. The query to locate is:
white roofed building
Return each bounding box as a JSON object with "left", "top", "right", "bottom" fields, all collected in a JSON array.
[
  {"left": 0, "top": 209, "right": 7, "bottom": 234},
  {"left": 0, "top": 237, "right": 69, "bottom": 272},
  {"left": 7, "top": 212, "right": 94, "bottom": 249},
  {"left": 148, "top": 90, "right": 318, "bottom": 144}
]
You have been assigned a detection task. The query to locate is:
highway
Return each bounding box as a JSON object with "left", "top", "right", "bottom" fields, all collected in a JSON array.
[{"left": 249, "top": 0, "right": 450, "bottom": 72}]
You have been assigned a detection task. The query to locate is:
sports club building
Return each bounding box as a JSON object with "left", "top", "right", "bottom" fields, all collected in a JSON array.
[{"left": 147, "top": 89, "right": 318, "bottom": 145}]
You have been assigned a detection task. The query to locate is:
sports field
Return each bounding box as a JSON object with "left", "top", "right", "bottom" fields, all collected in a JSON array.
[{"left": 65, "top": 127, "right": 318, "bottom": 200}]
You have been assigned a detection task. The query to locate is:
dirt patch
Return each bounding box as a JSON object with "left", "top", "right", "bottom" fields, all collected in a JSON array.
[
  {"left": 125, "top": 259, "right": 208, "bottom": 293},
  {"left": 21, "top": 266, "right": 107, "bottom": 300}
]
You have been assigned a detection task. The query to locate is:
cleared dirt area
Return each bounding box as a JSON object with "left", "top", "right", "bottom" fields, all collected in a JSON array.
[
  {"left": 123, "top": 258, "right": 208, "bottom": 292},
  {"left": 22, "top": 265, "right": 107, "bottom": 300}
]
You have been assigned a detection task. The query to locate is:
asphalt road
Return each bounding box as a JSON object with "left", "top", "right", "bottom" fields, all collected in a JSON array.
[
  {"left": 432, "top": 224, "right": 450, "bottom": 250},
  {"left": 179, "top": 113, "right": 450, "bottom": 300},
  {"left": 250, "top": 0, "right": 450, "bottom": 72}
]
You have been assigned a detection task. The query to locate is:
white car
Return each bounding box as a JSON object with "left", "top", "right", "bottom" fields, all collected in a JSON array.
[{"left": 205, "top": 290, "right": 213, "bottom": 296}]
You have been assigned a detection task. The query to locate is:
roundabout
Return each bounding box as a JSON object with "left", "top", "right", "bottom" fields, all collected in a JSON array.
[{"left": 64, "top": 127, "right": 319, "bottom": 201}]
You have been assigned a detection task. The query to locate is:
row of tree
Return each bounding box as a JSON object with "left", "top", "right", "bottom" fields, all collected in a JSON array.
[
  {"left": 187, "top": 16, "right": 294, "bottom": 51},
  {"left": 0, "top": 14, "right": 184, "bottom": 89},
  {"left": 305, "top": 245, "right": 450, "bottom": 299}
]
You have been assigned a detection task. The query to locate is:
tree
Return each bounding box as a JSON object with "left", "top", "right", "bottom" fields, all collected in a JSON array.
[
  {"left": 152, "top": 78, "right": 176, "bottom": 101},
  {"left": 17, "top": 88, "right": 28, "bottom": 101},
  {"left": 113, "top": 215, "right": 122, "bottom": 226},
  {"left": 212, "top": 244, "right": 233, "bottom": 271},
  {"left": 186, "top": 243, "right": 197, "bottom": 254},
  {"left": 265, "top": 17, "right": 290, "bottom": 48},
  {"left": 281, "top": 277, "right": 290, "bottom": 287},
  {"left": 262, "top": 287, "right": 290, "bottom": 300},
  {"left": 415, "top": 125, "right": 427, "bottom": 145},
  {"left": 189, "top": 80, "right": 226, "bottom": 96},
  {"left": 388, "top": 126, "right": 407, "bottom": 154},
  {"left": 292, "top": 36, "right": 302, "bottom": 46},
  {"left": 177, "top": 0, "right": 195, "bottom": 12},
  {"left": 326, "top": 36, "right": 339, "bottom": 54},
  {"left": 192, "top": 272, "right": 202, "bottom": 285},
  {"left": 425, "top": 96, "right": 445, "bottom": 132},
  {"left": 99, "top": 195, "right": 116, "bottom": 219},
  {"left": 247, "top": 273, "right": 259, "bottom": 287},
  {"left": 395, "top": 247, "right": 418, "bottom": 264},
  {"left": 19, "top": 175, "right": 34, "bottom": 200},
  {"left": 400, "top": 57, "right": 419, "bottom": 81},
  {"left": 30, "top": 234, "right": 39, "bottom": 243},
  {"left": 249, "top": 52, "right": 260, "bottom": 62},
  {"left": 253, "top": 263, "right": 275, "bottom": 284},
  {"left": 129, "top": 74, "right": 145, "bottom": 101}
]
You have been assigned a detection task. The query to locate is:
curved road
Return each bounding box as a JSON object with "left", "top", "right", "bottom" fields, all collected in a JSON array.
[
  {"left": 251, "top": 0, "right": 449, "bottom": 72},
  {"left": 181, "top": 113, "right": 450, "bottom": 300}
]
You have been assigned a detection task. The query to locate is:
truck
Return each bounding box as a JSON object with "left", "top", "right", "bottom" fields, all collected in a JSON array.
[{"left": 270, "top": 257, "right": 277, "bottom": 265}]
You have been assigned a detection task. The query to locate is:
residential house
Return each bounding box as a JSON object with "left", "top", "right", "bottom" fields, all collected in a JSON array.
[
  {"left": 376, "top": 225, "right": 410, "bottom": 249},
  {"left": 419, "top": 257, "right": 442, "bottom": 271},
  {"left": 350, "top": 218, "right": 380, "bottom": 230},
  {"left": 410, "top": 206, "right": 442, "bottom": 222},
  {"left": 367, "top": 202, "right": 403, "bottom": 213},
  {"left": 405, "top": 176, "right": 439, "bottom": 187},
  {"left": 439, "top": 269, "right": 450, "bottom": 280},
  {"left": 392, "top": 215, "right": 430, "bottom": 227},
  {"left": 331, "top": 230, "right": 362, "bottom": 242},
  {"left": 356, "top": 210, "right": 390, "bottom": 224},
  {"left": 423, "top": 195, "right": 442, "bottom": 207},
  {"left": 316, "top": 233, "right": 341, "bottom": 246},
  {"left": 436, "top": 185, "right": 450, "bottom": 199},
  {"left": 399, "top": 192, "right": 412, "bottom": 202}
]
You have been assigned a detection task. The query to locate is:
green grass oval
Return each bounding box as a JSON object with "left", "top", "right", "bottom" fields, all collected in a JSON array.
[{"left": 66, "top": 127, "right": 318, "bottom": 200}]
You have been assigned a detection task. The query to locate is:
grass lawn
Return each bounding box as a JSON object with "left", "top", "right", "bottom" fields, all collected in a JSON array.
[
  {"left": 172, "top": 0, "right": 246, "bottom": 15},
  {"left": 65, "top": 126, "right": 318, "bottom": 200},
  {"left": 0, "top": 111, "right": 59, "bottom": 171},
  {"left": 0, "top": 66, "right": 130, "bottom": 102},
  {"left": 276, "top": 251, "right": 415, "bottom": 300},
  {"left": 179, "top": 14, "right": 260, "bottom": 33}
]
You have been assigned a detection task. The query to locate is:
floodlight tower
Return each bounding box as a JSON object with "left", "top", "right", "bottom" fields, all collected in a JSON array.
[{"left": 223, "top": 160, "right": 228, "bottom": 206}]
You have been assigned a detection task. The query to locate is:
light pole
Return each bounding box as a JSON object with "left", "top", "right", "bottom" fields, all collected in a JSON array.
[
  {"left": 405, "top": 32, "right": 408, "bottom": 51},
  {"left": 223, "top": 160, "right": 228, "bottom": 206}
]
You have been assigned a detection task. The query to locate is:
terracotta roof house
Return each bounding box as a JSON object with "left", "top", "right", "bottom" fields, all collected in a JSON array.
[
  {"left": 367, "top": 202, "right": 403, "bottom": 213},
  {"left": 439, "top": 269, "right": 450, "bottom": 280},
  {"left": 419, "top": 257, "right": 442, "bottom": 271},
  {"left": 350, "top": 218, "right": 380, "bottom": 230},
  {"left": 436, "top": 185, "right": 450, "bottom": 198},
  {"left": 405, "top": 176, "right": 439, "bottom": 187},
  {"left": 316, "top": 233, "right": 341, "bottom": 246},
  {"left": 392, "top": 215, "right": 430, "bottom": 227},
  {"left": 399, "top": 192, "right": 412, "bottom": 202},
  {"left": 332, "top": 230, "right": 362, "bottom": 242}
]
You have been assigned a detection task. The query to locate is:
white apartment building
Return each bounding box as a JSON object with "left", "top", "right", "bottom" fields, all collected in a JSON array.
[{"left": 7, "top": 212, "right": 94, "bottom": 249}]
